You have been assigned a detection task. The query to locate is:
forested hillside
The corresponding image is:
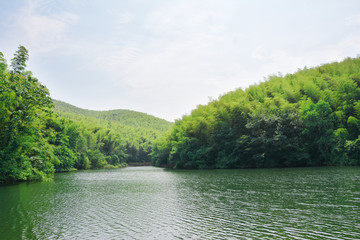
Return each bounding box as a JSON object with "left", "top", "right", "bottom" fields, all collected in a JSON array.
[
  {"left": 0, "top": 46, "right": 172, "bottom": 183},
  {"left": 52, "top": 100, "right": 173, "bottom": 164},
  {"left": 53, "top": 100, "right": 173, "bottom": 132},
  {"left": 152, "top": 57, "right": 360, "bottom": 169}
]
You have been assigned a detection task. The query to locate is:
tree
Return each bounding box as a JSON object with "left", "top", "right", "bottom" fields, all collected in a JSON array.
[
  {"left": 0, "top": 52, "right": 7, "bottom": 73},
  {"left": 10, "top": 45, "right": 29, "bottom": 74},
  {"left": 0, "top": 47, "right": 54, "bottom": 183},
  {"left": 302, "top": 101, "right": 335, "bottom": 165},
  {"left": 153, "top": 57, "right": 360, "bottom": 169}
]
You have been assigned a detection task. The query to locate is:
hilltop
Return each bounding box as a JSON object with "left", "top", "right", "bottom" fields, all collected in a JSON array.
[{"left": 53, "top": 99, "right": 173, "bottom": 132}]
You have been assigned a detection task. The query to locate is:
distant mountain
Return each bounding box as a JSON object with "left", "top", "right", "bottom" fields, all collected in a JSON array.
[{"left": 53, "top": 99, "right": 173, "bottom": 132}]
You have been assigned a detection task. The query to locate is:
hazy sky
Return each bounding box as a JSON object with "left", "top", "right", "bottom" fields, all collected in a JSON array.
[{"left": 1, "top": 0, "right": 360, "bottom": 121}]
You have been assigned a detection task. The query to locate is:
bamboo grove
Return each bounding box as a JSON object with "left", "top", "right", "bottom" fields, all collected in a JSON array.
[{"left": 152, "top": 57, "right": 360, "bottom": 169}]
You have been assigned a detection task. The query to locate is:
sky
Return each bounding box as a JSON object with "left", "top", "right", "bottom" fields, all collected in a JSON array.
[{"left": 1, "top": 0, "right": 360, "bottom": 121}]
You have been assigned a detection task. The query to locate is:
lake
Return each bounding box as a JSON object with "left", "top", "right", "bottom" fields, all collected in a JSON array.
[{"left": 0, "top": 166, "right": 359, "bottom": 239}]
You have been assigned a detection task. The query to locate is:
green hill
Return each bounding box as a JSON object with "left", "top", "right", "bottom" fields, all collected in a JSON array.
[
  {"left": 152, "top": 57, "right": 360, "bottom": 169},
  {"left": 53, "top": 100, "right": 173, "bottom": 132},
  {"left": 51, "top": 99, "right": 173, "bottom": 165}
]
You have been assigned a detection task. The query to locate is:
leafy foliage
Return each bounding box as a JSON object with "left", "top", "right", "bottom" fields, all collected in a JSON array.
[
  {"left": 10, "top": 46, "right": 29, "bottom": 74},
  {"left": 52, "top": 100, "right": 173, "bottom": 164},
  {"left": 0, "top": 46, "right": 172, "bottom": 183},
  {"left": 0, "top": 46, "right": 54, "bottom": 182},
  {"left": 152, "top": 57, "right": 360, "bottom": 169}
]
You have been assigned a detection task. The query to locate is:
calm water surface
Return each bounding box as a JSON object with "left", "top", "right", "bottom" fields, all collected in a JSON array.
[{"left": 0, "top": 166, "right": 359, "bottom": 239}]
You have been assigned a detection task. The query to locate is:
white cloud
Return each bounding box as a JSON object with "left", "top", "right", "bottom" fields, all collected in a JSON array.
[
  {"left": 144, "top": 0, "right": 233, "bottom": 37},
  {"left": 116, "top": 12, "right": 134, "bottom": 25},
  {"left": 250, "top": 30, "right": 360, "bottom": 84},
  {"left": 105, "top": 1, "right": 241, "bottom": 89},
  {"left": 78, "top": 1, "right": 247, "bottom": 120},
  {"left": 13, "top": 0, "right": 79, "bottom": 54},
  {"left": 345, "top": 14, "right": 360, "bottom": 26},
  {"left": 3, "top": 0, "right": 360, "bottom": 121}
]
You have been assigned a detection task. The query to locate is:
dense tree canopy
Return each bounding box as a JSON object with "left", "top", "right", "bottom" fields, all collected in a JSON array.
[
  {"left": 0, "top": 46, "right": 54, "bottom": 182},
  {"left": 0, "top": 46, "right": 172, "bottom": 183},
  {"left": 52, "top": 100, "right": 173, "bottom": 164},
  {"left": 152, "top": 57, "right": 360, "bottom": 169}
]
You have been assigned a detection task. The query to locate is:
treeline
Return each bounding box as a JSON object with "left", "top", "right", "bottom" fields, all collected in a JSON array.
[
  {"left": 152, "top": 57, "right": 360, "bottom": 169},
  {"left": 0, "top": 46, "right": 171, "bottom": 183},
  {"left": 52, "top": 100, "right": 173, "bottom": 164}
]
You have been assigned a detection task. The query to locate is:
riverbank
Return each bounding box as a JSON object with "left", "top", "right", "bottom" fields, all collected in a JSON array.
[{"left": 126, "top": 162, "right": 152, "bottom": 167}]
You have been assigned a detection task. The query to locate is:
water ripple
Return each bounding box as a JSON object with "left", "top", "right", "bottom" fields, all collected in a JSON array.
[{"left": 0, "top": 167, "right": 359, "bottom": 239}]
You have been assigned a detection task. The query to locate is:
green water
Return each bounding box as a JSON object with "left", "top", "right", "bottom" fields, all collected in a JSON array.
[{"left": 0, "top": 167, "right": 359, "bottom": 239}]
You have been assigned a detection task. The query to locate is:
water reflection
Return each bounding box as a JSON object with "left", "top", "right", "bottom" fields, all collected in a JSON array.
[{"left": 0, "top": 167, "right": 359, "bottom": 239}]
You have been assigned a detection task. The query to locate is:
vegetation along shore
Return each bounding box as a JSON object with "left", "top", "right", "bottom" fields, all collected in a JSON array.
[{"left": 1, "top": 45, "right": 360, "bottom": 183}]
